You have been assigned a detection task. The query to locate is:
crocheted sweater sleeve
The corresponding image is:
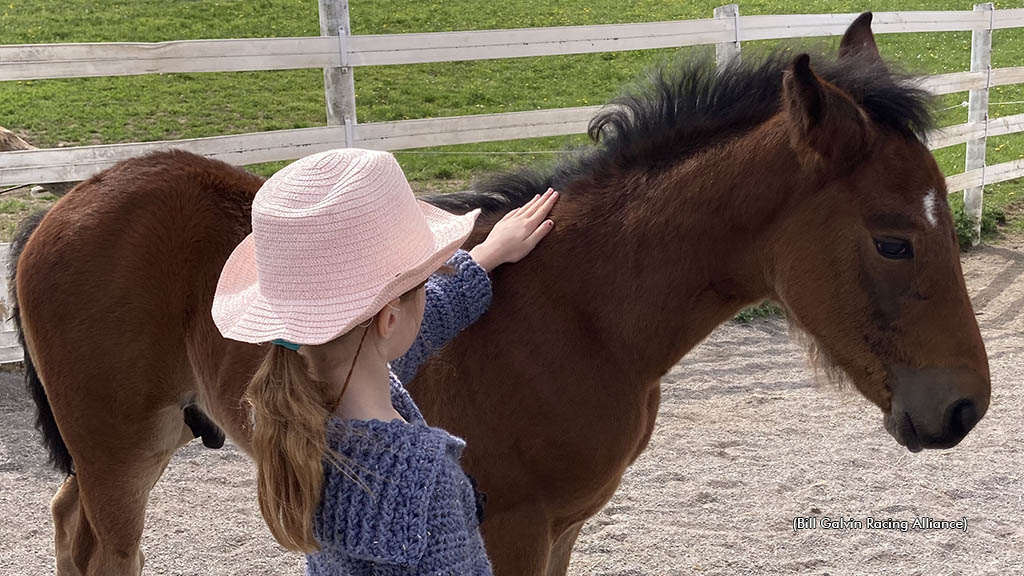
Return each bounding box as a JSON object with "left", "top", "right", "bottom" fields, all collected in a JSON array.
[{"left": 389, "top": 249, "right": 492, "bottom": 384}]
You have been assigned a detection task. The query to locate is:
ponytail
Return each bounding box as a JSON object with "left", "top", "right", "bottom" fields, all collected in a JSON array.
[{"left": 246, "top": 345, "right": 332, "bottom": 553}]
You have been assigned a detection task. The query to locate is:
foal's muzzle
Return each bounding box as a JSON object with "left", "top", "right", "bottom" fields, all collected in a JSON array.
[{"left": 884, "top": 366, "right": 989, "bottom": 452}]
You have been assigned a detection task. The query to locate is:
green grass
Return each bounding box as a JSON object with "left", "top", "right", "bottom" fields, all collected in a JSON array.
[
  {"left": 1, "top": 0, "right": 1023, "bottom": 246},
  {"left": 0, "top": 199, "right": 28, "bottom": 214},
  {"left": 0, "top": 192, "right": 57, "bottom": 240},
  {"left": 734, "top": 302, "right": 786, "bottom": 324}
]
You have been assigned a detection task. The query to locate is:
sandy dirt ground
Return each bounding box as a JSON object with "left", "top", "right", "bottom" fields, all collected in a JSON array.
[{"left": 1, "top": 243, "right": 1022, "bottom": 575}]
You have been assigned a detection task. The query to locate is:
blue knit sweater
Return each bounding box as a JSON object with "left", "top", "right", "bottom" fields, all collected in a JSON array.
[{"left": 306, "top": 250, "right": 494, "bottom": 576}]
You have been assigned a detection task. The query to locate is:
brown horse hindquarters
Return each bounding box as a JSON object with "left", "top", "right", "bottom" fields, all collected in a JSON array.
[{"left": 16, "top": 151, "right": 261, "bottom": 574}]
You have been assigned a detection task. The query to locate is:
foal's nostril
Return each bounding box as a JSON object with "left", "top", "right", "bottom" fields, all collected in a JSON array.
[{"left": 947, "top": 399, "right": 979, "bottom": 441}]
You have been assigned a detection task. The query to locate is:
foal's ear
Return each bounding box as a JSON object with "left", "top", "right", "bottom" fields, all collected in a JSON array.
[
  {"left": 839, "top": 12, "right": 886, "bottom": 69},
  {"left": 782, "top": 54, "right": 873, "bottom": 169}
]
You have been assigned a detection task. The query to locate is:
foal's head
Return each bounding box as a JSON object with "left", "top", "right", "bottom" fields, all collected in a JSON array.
[{"left": 767, "top": 14, "right": 989, "bottom": 451}]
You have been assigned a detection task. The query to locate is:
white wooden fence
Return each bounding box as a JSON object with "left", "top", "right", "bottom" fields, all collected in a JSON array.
[{"left": 1, "top": 4, "right": 1024, "bottom": 363}]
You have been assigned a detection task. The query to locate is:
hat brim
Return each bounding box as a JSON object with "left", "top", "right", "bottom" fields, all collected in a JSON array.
[{"left": 212, "top": 201, "right": 481, "bottom": 345}]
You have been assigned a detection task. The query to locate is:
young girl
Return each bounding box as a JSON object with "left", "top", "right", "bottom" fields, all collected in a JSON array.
[{"left": 211, "top": 148, "right": 558, "bottom": 574}]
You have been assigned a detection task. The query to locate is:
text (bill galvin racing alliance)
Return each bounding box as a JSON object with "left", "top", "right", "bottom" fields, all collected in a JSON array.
[{"left": 792, "top": 516, "right": 968, "bottom": 532}]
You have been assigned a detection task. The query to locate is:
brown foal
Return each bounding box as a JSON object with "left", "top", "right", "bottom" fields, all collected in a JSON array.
[{"left": 11, "top": 14, "right": 988, "bottom": 576}]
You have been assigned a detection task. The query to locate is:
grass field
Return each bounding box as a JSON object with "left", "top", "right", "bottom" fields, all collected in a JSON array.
[{"left": 2, "top": 0, "right": 1023, "bottom": 245}]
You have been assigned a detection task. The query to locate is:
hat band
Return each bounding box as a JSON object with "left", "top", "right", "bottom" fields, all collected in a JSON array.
[{"left": 271, "top": 339, "right": 302, "bottom": 351}]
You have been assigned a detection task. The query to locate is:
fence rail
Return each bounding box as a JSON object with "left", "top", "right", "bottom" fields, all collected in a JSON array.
[
  {"left": 3, "top": 8, "right": 1023, "bottom": 187},
  {"left": 5, "top": 10, "right": 1024, "bottom": 81},
  {"left": 0, "top": 243, "right": 19, "bottom": 363},
  {"left": 2, "top": 5, "right": 1024, "bottom": 363},
  {"left": 2, "top": 104, "right": 1022, "bottom": 194}
]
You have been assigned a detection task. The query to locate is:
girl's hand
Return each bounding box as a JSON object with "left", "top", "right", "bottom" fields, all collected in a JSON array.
[{"left": 469, "top": 188, "right": 559, "bottom": 272}]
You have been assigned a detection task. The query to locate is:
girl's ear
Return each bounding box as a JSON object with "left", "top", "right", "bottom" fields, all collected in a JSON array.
[{"left": 375, "top": 298, "right": 403, "bottom": 340}]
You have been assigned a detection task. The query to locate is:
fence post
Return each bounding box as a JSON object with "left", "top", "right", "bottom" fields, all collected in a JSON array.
[
  {"left": 318, "top": 0, "right": 357, "bottom": 137},
  {"left": 964, "top": 2, "right": 993, "bottom": 246},
  {"left": 714, "top": 4, "right": 741, "bottom": 68}
]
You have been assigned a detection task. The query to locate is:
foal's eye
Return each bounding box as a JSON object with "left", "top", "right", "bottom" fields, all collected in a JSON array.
[{"left": 874, "top": 238, "right": 914, "bottom": 260}]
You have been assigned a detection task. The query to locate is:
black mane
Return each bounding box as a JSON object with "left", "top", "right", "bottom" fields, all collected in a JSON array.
[{"left": 425, "top": 48, "right": 934, "bottom": 215}]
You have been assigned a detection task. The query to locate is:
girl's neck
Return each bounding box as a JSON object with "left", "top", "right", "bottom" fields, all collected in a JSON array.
[
  {"left": 330, "top": 357, "right": 403, "bottom": 422},
  {"left": 305, "top": 331, "right": 404, "bottom": 422}
]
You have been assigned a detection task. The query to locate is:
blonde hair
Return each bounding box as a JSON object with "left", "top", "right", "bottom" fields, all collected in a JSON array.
[
  {"left": 246, "top": 345, "right": 332, "bottom": 553},
  {"left": 245, "top": 284, "right": 427, "bottom": 553}
]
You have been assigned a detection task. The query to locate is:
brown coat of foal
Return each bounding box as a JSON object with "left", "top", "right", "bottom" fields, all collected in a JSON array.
[{"left": 11, "top": 15, "right": 989, "bottom": 576}]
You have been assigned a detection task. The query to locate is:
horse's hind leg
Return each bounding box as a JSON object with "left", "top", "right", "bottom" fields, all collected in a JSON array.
[
  {"left": 545, "top": 521, "right": 584, "bottom": 576},
  {"left": 51, "top": 475, "right": 82, "bottom": 575},
  {"left": 52, "top": 405, "right": 189, "bottom": 575}
]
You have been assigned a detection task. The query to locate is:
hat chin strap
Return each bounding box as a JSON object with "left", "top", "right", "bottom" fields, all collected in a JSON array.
[{"left": 328, "top": 324, "right": 371, "bottom": 414}]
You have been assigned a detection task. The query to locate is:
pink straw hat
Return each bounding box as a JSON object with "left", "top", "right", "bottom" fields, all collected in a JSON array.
[{"left": 212, "top": 148, "right": 480, "bottom": 345}]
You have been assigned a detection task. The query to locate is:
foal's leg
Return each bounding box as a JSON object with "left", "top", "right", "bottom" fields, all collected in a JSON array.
[
  {"left": 51, "top": 422, "right": 194, "bottom": 576},
  {"left": 481, "top": 507, "right": 553, "bottom": 576},
  {"left": 545, "top": 521, "right": 585, "bottom": 576},
  {"left": 51, "top": 475, "right": 82, "bottom": 575},
  {"left": 55, "top": 405, "right": 188, "bottom": 576}
]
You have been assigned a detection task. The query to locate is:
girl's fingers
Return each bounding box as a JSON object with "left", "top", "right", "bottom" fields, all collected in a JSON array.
[
  {"left": 522, "top": 188, "right": 553, "bottom": 219},
  {"left": 526, "top": 190, "right": 559, "bottom": 226},
  {"left": 507, "top": 196, "right": 535, "bottom": 222},
  {"left": 524, "top": 219, "right": 555, "bottom": 247}
]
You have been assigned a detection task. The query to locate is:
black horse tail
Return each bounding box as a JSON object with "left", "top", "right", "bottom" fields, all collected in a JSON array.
[{"left": 8, "top": 208, "right": 73, "bottom": 476}]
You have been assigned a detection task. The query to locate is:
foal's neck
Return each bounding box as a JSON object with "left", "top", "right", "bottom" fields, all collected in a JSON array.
[{"left": 570, "top": 119, "right": 800, "bottom": 381}]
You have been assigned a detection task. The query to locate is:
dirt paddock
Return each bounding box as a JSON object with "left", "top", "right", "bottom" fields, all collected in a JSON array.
[{"left": 1, "top": 244, "right": 1022, "bottom": 575}]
